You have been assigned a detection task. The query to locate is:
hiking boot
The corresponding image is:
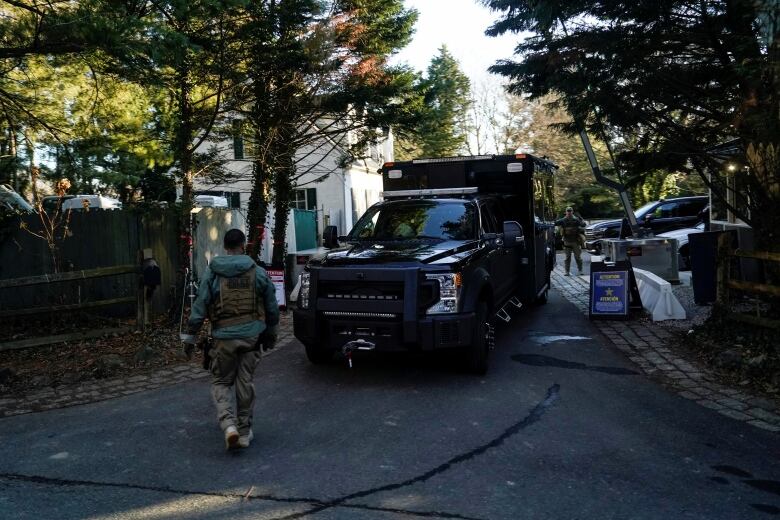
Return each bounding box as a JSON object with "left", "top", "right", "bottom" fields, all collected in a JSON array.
[
  {"left": 224, "top": 426, "right": 240, "bottom": 450},
  {"left": 238, "top": 429, "right": 254, "bottom": 449},
  {"left": 564, "top": 272, "right": 570, "bottom": 276}
]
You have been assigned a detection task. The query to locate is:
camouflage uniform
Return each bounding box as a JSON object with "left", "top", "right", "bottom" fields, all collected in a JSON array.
[
  {"left": 187, "top": 255, "right": 279, "bottom": 441},
  {"left": 556, "top": 214, "right": 586, "bottom": 275}
]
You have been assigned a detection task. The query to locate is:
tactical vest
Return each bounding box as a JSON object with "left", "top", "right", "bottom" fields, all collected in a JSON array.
[
  {"left": 209, "top": 267, "right": 266, "bottom": 329},
  {"left": 560, "top": 217, "right": 583, "bottom": 242}
]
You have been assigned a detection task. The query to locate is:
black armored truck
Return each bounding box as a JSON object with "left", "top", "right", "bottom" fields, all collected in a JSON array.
[{"left": 293, "top": 154, "right": 557, "bottom": 374}]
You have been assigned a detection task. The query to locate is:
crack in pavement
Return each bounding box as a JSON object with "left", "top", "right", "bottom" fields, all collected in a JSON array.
[
  {"left": 271, "top": 383, "right": 561, "bottom": 519},
  {"left": 0, "top": 384, "right": 560, "bottom": 520}
]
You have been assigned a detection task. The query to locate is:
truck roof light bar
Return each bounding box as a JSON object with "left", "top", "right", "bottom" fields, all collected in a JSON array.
[
  {"left": 411, "top": 155, "right": 493, "bottom": 164},
  {"left": 381, "top": 187, "right": 479, "bottom": 198}
]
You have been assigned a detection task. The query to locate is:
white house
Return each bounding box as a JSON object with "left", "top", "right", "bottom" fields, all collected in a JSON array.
[{"left": 186, "top": 120, "right": 393, "bottom": 264}]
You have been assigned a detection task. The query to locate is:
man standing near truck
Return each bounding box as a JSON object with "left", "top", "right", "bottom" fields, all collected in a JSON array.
[
  {"left": 556, "top": 207, "right": 586, "bottom": 276},
  {"left": 181, "top": 229, "right": 279, "bottom": 450}
]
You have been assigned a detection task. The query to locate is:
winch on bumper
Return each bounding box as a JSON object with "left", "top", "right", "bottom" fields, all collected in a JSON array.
[{"left": 293, "top": 266, "right": 476, "bottom": 352}]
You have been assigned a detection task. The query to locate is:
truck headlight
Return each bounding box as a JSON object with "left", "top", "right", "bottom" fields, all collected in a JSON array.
[
  {"left": 426, "top": 273, "right": 462, "bottom": 314},
  {"left": 298, "top": 272, "right": 311, "bottom": 309}
]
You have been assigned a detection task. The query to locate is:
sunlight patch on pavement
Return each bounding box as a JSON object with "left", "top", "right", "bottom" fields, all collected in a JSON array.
[
  {"left": 49, "top": 452, "right": 69, "bottom": 460},
  {"left": 526, "top": 332, "right": 590, "bottom": 346}
]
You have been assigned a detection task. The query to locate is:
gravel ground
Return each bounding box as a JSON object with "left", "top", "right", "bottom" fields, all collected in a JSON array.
[{"left": 658, "top": 272, "right": 713, "bottom": 330}]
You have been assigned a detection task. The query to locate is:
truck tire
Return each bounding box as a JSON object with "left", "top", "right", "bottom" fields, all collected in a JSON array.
[
  {"left": 305, "top": 342, "right": 332, "bottom": 364},
  {"left": 464, "top": 301, "right": 490, "bottom": 375}
]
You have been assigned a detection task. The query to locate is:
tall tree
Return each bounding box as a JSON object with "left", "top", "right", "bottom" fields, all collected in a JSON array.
[
  {"left": 242, "top": 0, "right": 420, "bottom": 264},
  {"left": 136, "top": 0, "right": 243, "bottom": 267},
  {"left": 397, "top": 46, "right": 472, "bottom": 159},
  {"left": 483, "top": 0, "right": 779, "bottom": 248}
]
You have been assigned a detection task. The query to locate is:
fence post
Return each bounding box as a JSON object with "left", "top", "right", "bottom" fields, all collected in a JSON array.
[
  {"left": 136, "top": 250, "right": 146, "bottom": 331},
  {"left": 716, "top": 233, "right": 731, "bottom": 306}
]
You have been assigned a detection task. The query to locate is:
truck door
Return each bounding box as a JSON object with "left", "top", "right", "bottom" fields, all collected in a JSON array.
[
  {"left": 480, "top": 201, "right": 518, "bottom": 304},
  {"left": 533, "top": 177, "right": 553, "bottom": 295}
]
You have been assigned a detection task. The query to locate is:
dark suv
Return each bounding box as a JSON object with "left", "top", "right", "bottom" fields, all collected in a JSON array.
[{"left": 585, "top": 196, "right": 708, "bottom": 254}]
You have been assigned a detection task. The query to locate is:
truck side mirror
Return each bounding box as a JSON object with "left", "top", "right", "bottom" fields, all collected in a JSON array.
[
  {"left": 323, "top": 225, "right": 339, "bottom": 249},
  {"left": 502, "top": 221, "right": 524, "bottom": 248}
]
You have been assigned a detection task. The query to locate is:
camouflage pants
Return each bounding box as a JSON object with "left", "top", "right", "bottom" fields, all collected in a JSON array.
[
  {"left": 564, "top": 242, "right": 583, "bottom": 274},
  {"left": 209, "top": 336, "right": 261, "bottom": 435}
]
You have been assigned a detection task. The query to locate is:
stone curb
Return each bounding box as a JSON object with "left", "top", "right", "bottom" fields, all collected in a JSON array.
[
  {"left": 0, "top": 314, "right": 296, "bottom": 419},
  {"left": 551, "top": 268, "right": 780, "bottom": 433}
]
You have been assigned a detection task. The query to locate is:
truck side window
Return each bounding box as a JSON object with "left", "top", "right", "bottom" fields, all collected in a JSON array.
[{"left": 480, "top": 204, "right": 498, "bottom": 234}]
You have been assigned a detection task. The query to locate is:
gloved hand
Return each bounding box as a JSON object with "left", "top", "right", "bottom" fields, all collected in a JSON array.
[
  {"left": 180, "top": 333, "right": 197, "bottom": 360},
  {"left": 261, "top": 326, "right": 279, "bottom": 352}
]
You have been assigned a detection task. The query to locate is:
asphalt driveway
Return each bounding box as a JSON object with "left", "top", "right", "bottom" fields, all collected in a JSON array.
[{"left": 1, "top": 289, "right": 778, "bottom": 519}]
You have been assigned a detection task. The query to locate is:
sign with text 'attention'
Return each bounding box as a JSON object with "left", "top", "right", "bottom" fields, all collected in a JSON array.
[
  {"left": 266, "top": 268, "right": 286, "bottom": 309},
  {"left": 590, "top": 270, "right": 629, "bottom": 318}
]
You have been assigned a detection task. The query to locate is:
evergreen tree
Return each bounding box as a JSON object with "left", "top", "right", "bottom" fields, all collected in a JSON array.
[
  {"left": 483, "top": 0, "right": 779, "bottom": 248},
  {"left": 397, "top": 46, "right": 471, "bottom": 159},
  {"left": 241, "top": 0, "right": 421, "bottom": 263}
]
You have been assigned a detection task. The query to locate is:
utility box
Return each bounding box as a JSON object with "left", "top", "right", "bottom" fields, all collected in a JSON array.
[{"left": 604, "top": 238, "right": 679, "bottom": 283}]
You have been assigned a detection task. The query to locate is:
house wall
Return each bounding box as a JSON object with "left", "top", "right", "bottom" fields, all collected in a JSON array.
[{"left": 186, "top": 121, "right": 388, "bottom": 263}]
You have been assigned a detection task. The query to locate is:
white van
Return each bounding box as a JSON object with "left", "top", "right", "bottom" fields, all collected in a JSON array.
[
  {"left": 194, "top": 195, "right": 229, "bottom": 208},
  {"left": 61, "top": 195, "right": 122, "bottom": 211}
]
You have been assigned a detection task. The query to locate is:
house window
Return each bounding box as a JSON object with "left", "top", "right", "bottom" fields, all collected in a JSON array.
[
  {"left": 232, "top": 120, "right": 256, "bottom": 160},
  {"left": 292, "top": 188, "right": 317, "bottom": 210}
]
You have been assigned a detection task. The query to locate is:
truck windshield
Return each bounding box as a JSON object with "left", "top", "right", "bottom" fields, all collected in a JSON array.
[{"left": 349, "top": 200, "right": 477, "bottom": 241}]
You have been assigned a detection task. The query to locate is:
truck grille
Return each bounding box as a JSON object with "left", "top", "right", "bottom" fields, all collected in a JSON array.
[
  {"left": 585, "top": 229, "right": 603, "bottom": 239},
  {"left": 439, "top": 322, "right": 459, "bottom": 344}
]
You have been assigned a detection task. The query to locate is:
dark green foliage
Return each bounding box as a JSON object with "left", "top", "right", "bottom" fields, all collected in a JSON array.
[
  {"left": 239, "top": 0, "right": 422, "bottom": 262},
  {"left": 483, "top": 0, "right": 779, "bottom": 246},
  {"left": 397, "top": 46, "right": 472, "bottom": 159}
]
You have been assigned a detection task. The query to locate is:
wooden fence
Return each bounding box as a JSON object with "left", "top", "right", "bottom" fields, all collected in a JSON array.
[
  {"left": 716, "top": 233, "right": 780, "bottom": 329},
  {"left": 0, "top": 265, "right": 145, "bottom": 352},
  {"left": 0, "top": 208, "right": 180, "bottom": 316}
]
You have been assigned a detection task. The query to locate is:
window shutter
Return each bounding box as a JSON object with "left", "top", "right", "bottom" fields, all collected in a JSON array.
[
  {"left": 232, "top": 120, "right": 244, "bottom": 160},
  {"left": 306, "top": 188, "right": 317, "bottom": 210}
]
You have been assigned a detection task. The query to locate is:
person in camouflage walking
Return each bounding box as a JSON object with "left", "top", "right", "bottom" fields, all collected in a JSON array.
[
  {"left": 181, "top": 229, "right": 279, "bottom": 450},
  {"left": 555, "top": 207, "right": 586, "bottom": 276}
]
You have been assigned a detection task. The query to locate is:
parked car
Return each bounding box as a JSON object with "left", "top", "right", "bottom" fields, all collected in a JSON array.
[
  {"left": 41, "top": 195, "right": 76, "bottom": 214},
  {"left": 584, "top": 196, "right": 708, "bottom": 254},
  {"left": 657, "top": 222, "right": 706, "bottom": 270},
  {"left": 61, "top": 195, "right": 122, "bottom": 211},
  {"left": 0, "top": 184, "right": 33, "bottom": 213}
]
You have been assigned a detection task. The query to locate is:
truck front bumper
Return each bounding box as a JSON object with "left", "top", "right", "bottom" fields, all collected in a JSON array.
[{"left": 294, "top": 309, "right": 476, "bottom": 352}]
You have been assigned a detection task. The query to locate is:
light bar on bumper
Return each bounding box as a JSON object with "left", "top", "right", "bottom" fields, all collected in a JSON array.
[{"left": 426, "top": 273, "right": 462, "bottom": 314}]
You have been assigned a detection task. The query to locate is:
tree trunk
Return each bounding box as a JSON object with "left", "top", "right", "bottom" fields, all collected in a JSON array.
[
  {"left": 271, "top": 129, "right": 295, "bottom": 267},
  {"left": 177, "top": 68, "right": 195, "bottom": 274},
  {"left": 24, "top": 130, "right": 38, "bottom": 206},
  {"left": 246, "top": 155, "right": 270, "bottom": 261}
]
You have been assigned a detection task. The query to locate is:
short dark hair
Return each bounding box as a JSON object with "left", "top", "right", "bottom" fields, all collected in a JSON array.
[{"left": 224, "top": 229, "right": 246, "bottom": 250}]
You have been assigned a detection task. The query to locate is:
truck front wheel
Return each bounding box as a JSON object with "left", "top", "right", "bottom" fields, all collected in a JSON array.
[
  {"left": 305, "top": 342, "right": 332, "bottom": 364},
  {"left": 464, "top": 301, "right": 490, "bottom": 375}
]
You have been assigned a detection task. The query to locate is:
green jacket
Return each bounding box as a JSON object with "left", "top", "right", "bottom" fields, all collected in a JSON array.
[{"left": 188, "top": 255, "right": 279, "bottom": 339}]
